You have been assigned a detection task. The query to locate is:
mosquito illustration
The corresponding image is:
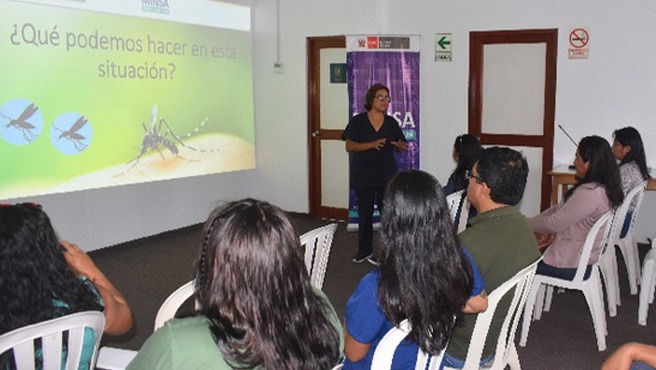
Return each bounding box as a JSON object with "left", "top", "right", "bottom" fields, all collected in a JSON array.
[
  {"left": 1, "top": 103, "right": 39, "bottom": 142},
  {"left": 122, "top": 106, "right": 218, "bottom": 173},
  {"left": 57, "top": 115, "right": 90, "bottom": 152}
]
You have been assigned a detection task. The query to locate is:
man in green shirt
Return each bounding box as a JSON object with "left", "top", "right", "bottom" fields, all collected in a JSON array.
[{"left": 443, "top": 147, "right": 541, "bottom": 368}]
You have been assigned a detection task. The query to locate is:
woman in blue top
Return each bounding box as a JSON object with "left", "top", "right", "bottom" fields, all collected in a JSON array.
[
  {"left": 0, "top": 203, "right": 133, "bottom": 369},
  {"left": 344, "top": 170, "right": 487, "bottom": 369}
]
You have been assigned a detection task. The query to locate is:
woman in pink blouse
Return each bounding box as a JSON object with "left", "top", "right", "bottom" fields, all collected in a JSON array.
[{"left": 531, "top": 136, "right": 624, "bottom": 280}]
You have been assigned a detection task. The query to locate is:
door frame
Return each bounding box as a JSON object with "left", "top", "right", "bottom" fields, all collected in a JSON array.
[
  {"left": 468, "top": 29, "right": 558, "bottom": 211},
  {"left": 307, "top": 35, "right": 348, "bottom": 220}
]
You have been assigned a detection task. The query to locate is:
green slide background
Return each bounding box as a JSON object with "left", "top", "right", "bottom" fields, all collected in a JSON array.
[{"left": 0, "top": 1, "right": 254, "bottom": 197}]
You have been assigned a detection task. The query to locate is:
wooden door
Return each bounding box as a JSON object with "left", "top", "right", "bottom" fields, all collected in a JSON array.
[
  {"left": 469, "top": 29, "right": 558, "bottom": 215},
  {"left": 307, "top": 36, "right": 348, "bottom": 220}
]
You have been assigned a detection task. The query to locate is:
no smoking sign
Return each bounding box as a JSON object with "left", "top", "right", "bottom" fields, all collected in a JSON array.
[{"left": 568, "top": 28, "right": 589, "bottom": 59}]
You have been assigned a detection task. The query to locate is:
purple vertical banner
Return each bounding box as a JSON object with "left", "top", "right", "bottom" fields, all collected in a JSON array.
[{"left": 345, "top": 35, "right": 421, "bottom": 231}]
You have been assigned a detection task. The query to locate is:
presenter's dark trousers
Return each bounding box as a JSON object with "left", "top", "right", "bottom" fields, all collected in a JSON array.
[{"left": 355, "top": 186, "right": 385, "bottom": 257}]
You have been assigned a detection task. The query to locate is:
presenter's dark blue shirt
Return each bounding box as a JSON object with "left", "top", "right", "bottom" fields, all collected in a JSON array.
[{"left": 342, "top": 113, "right": 406, "bottom": 188}]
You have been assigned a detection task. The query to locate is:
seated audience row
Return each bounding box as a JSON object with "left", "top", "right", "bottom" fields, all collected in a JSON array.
[{"left": 1, "top": 127, "right": 649, "bottom": 369}]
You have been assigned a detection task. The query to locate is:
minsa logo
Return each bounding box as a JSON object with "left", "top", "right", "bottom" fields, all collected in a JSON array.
[
  {"left": 142, "top": 0, "right": 170, "bottom": 14},
  {"left": 367, "top": 37, "right": 379, "bottom": 49}
]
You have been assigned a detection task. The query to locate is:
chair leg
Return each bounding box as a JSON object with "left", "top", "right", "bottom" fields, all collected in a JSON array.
[
  {"left": 638, "top": 251, "right": 656, "bottom": 326},
  {"left": 600, "top": 253, "right": 618, "bottom": 317},
  {"left": 620, "top": 239, "right": 639, "bottom": 295},
  {"left": 612, "top": 253, "right": 621, "bottom": 307},
  {"left": 543, "top": 285, "right": 554, "bottom": 312},
  {"left": 506, "top": 342, "right": 521, "bottom": 370},
  {"left": 581, "top": 279, "right": 607, "bottom": 351},
  {"left": 533, "top": 284, "right": 545, "bottom": 320},
  {"left": 520, "top": 280, "right": 541, "bottom": 347}
]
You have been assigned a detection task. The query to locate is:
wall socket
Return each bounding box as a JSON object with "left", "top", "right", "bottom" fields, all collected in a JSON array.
[{"left": 273, "top": 62, "right": 284, "bottom": 74}]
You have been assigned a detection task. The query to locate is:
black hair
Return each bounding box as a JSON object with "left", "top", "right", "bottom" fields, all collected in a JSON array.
[
  {"left": 475, "top": 147, "right": 529, "bottom": 206},
  {"left": 450, "top": 134, "right": 483, "bottom": 192},
  {"left": 613, "top": 126, "right": 650, "bottom": 180},
  {"left": 0, "top": 204, "right": 103, "bottom": 335},
  {"left": 379, "top": 170, "right": 472, "bottom": 355},
  {"left": 364, "top": 83, "right": 390, "bottom": 111},
  {"left": 195, "top": 199, "right": 340, "bottom": 370},
  {"left": 567, "top": 136, "right": 624, "bottom": 207}
]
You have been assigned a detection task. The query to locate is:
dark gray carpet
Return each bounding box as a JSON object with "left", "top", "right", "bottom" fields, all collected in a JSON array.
[{"left": 89, "top": 213, "right": 655, "bottom": 370}]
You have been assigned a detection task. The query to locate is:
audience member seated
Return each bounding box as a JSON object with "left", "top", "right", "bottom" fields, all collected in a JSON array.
[
  {"left": 343, "top": 170, "right": 487, "bottom": 370},
  {"left": 530, "top": 136, "right": 623, "bottom": 280},
  {"left": 442, "top": 147, "right": 540, "bottom": 369},
  {"left": 0, "top": 203, "right": 133, "bottom": 370},
  {"left": 602, "top": 342, "right": 656, "bottom": 370},
  {"left": 444, "top": 134, "right": 483, "bottom": 196},
  {"left": 127, "top": 199, "right": 343, "bottom": 370},
  {"left": 612, "top": 126, "right": 650, "bottom": 237}
]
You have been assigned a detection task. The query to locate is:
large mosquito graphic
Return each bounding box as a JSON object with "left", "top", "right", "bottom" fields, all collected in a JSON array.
[
  {"left": 57, "top": 116, "right": 90, "bottom": 152},
  {"left": 123, "top": 106, "right": 217, "bottom": 173},
  {"left": 1, "top": 103, "right": 39, "bottom": 142}
]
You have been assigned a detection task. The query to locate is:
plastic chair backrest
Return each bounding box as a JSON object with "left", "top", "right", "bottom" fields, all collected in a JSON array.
[
  {"left": 300, "top": 223, "right": 338, "bottom": 289},
  {"left": 0, "top": 311, "right": 105, "bottom": 370},
  {"left": 623, "top": 180, "right": 648, "bottom": 237},
  {"left": 605, "top": 181, "right": 646, "bottom": 247},
  {"left": 446, "top": 190, "right": 465, "bottom": 222},
  {"left": 372, "top": 319, "right": 445, "bottom": 370},
  {"left": 154, "top": 280, "right": 199, "bottom": 331},
  {"left": 461, "top": 259, "right": 540, "bottom": 370},
  {"left": 457, "top": 196, "right": 471, "bottom": 233},
  {"left": 573, "top": 211, "right": 613, "bottom": 282}
]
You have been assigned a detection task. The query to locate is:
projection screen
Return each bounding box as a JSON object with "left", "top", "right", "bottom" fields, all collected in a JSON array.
[{"left": 0, "top": 0, "right": 255, "bottom": 200}]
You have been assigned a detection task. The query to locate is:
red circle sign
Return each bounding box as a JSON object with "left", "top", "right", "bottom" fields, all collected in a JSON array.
[{"left": 569, "top": 28, "right": 589, "bottom": 49}]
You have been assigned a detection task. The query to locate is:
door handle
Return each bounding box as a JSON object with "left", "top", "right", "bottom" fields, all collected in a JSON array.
[{"left": 311, "top": 130, "right": 320, "bottom": 138}]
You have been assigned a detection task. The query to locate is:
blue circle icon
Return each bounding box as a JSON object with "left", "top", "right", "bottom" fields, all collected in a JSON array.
[
  {"left": 50, "top": 112, "right": 92, "bottom": 155},
  {"left": 0, "top": 99, "right": 43, "bottom": 146}
]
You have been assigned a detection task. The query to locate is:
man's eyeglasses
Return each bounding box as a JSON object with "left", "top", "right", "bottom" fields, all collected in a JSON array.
[
  {"left": 375, "top": 95, "right": 391, "bottom": 102},
  {"left": 465, "top": 170, "right": 484, "bottom": 183}
]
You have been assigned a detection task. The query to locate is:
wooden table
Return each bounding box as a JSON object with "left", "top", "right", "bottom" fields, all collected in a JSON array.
[{"left": 548, "top": 165, "right": 656, "bottom": 206}]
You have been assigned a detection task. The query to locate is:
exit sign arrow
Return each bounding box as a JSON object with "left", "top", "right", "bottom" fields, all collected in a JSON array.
[{"left": 437, "top": 36, "right": 451, "bottom": 50}]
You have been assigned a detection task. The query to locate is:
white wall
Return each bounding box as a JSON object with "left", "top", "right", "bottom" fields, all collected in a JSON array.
[
  {"left": 10, "top": 0, "right": 656, "bottom": 250},
  {"left": 252, "top": 0, "right": 656, "bottom": 237}
]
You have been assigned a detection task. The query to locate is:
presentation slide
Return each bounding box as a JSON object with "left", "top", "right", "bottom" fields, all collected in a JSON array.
[{"left": 0, "top": 0, "right": 255, "bottom": 200}]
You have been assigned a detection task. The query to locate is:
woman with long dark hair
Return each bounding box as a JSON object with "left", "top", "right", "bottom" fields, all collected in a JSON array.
[
  {"left": 343, "top": 170, "right": 486, "bottom": 369},
  {"left": 531, "top": 136, "right": 624, "bottom": 280},
  {"left": 0, "top": 203, "right": 133, "bottom": 369},
  {"left": 612, "top": 126, "right": 650, "bottom": 237},
  {"left": 128, "top": 199, "right": 342, "bottom": 370},
  {"left": 444, "top": 134, "right": 483, "bottom": 195}
]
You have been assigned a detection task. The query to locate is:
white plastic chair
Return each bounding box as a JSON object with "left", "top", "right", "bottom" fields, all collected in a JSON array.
[
  {"left": 445, "top": 190, "right": 470, "bottom": 233},
  {"left": 638, "top": 238, "right": 656, "bottom": 326},
  {"left": 372, "top": 319, "right": 444, "bottom": 370},
  {"left": 154, "top": 280, "right": 199, "bottom": 331},
  {"left": 457, "top": 196, "right": 471, "bottom": 234},
  {"left": 300, "top": 223, "right": 338, "bottom": 289},
  {"left": 444, "top": 259, "right": 540, "bottom": 370},
  {"left": 598, "top": 182, "right": 646, "bottom": 316},
  {"left": 520, "top": 211, "right": 613, "bottom": 352},
  {"left": 0, "top": 311, "right": 105, "bottom": 370},
  {"left": 615, "top": 181, "right": 648, "bottom": 295},
  {"left": 98, "top": 280, "right": 198, "bottom": 370},
  {"left": 446, "top": 189, "right": 465, "bottom": 221}
]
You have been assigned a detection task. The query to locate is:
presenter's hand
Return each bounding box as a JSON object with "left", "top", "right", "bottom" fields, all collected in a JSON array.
[
  {"left": 391, "top": 140, "right": 408, "bottom": 152},
  {"left": 370, "top": 138, "right": 386, "bottom": 150},
  {"left": 60, "top": 240, "right": 101, "bottom": 280}
]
